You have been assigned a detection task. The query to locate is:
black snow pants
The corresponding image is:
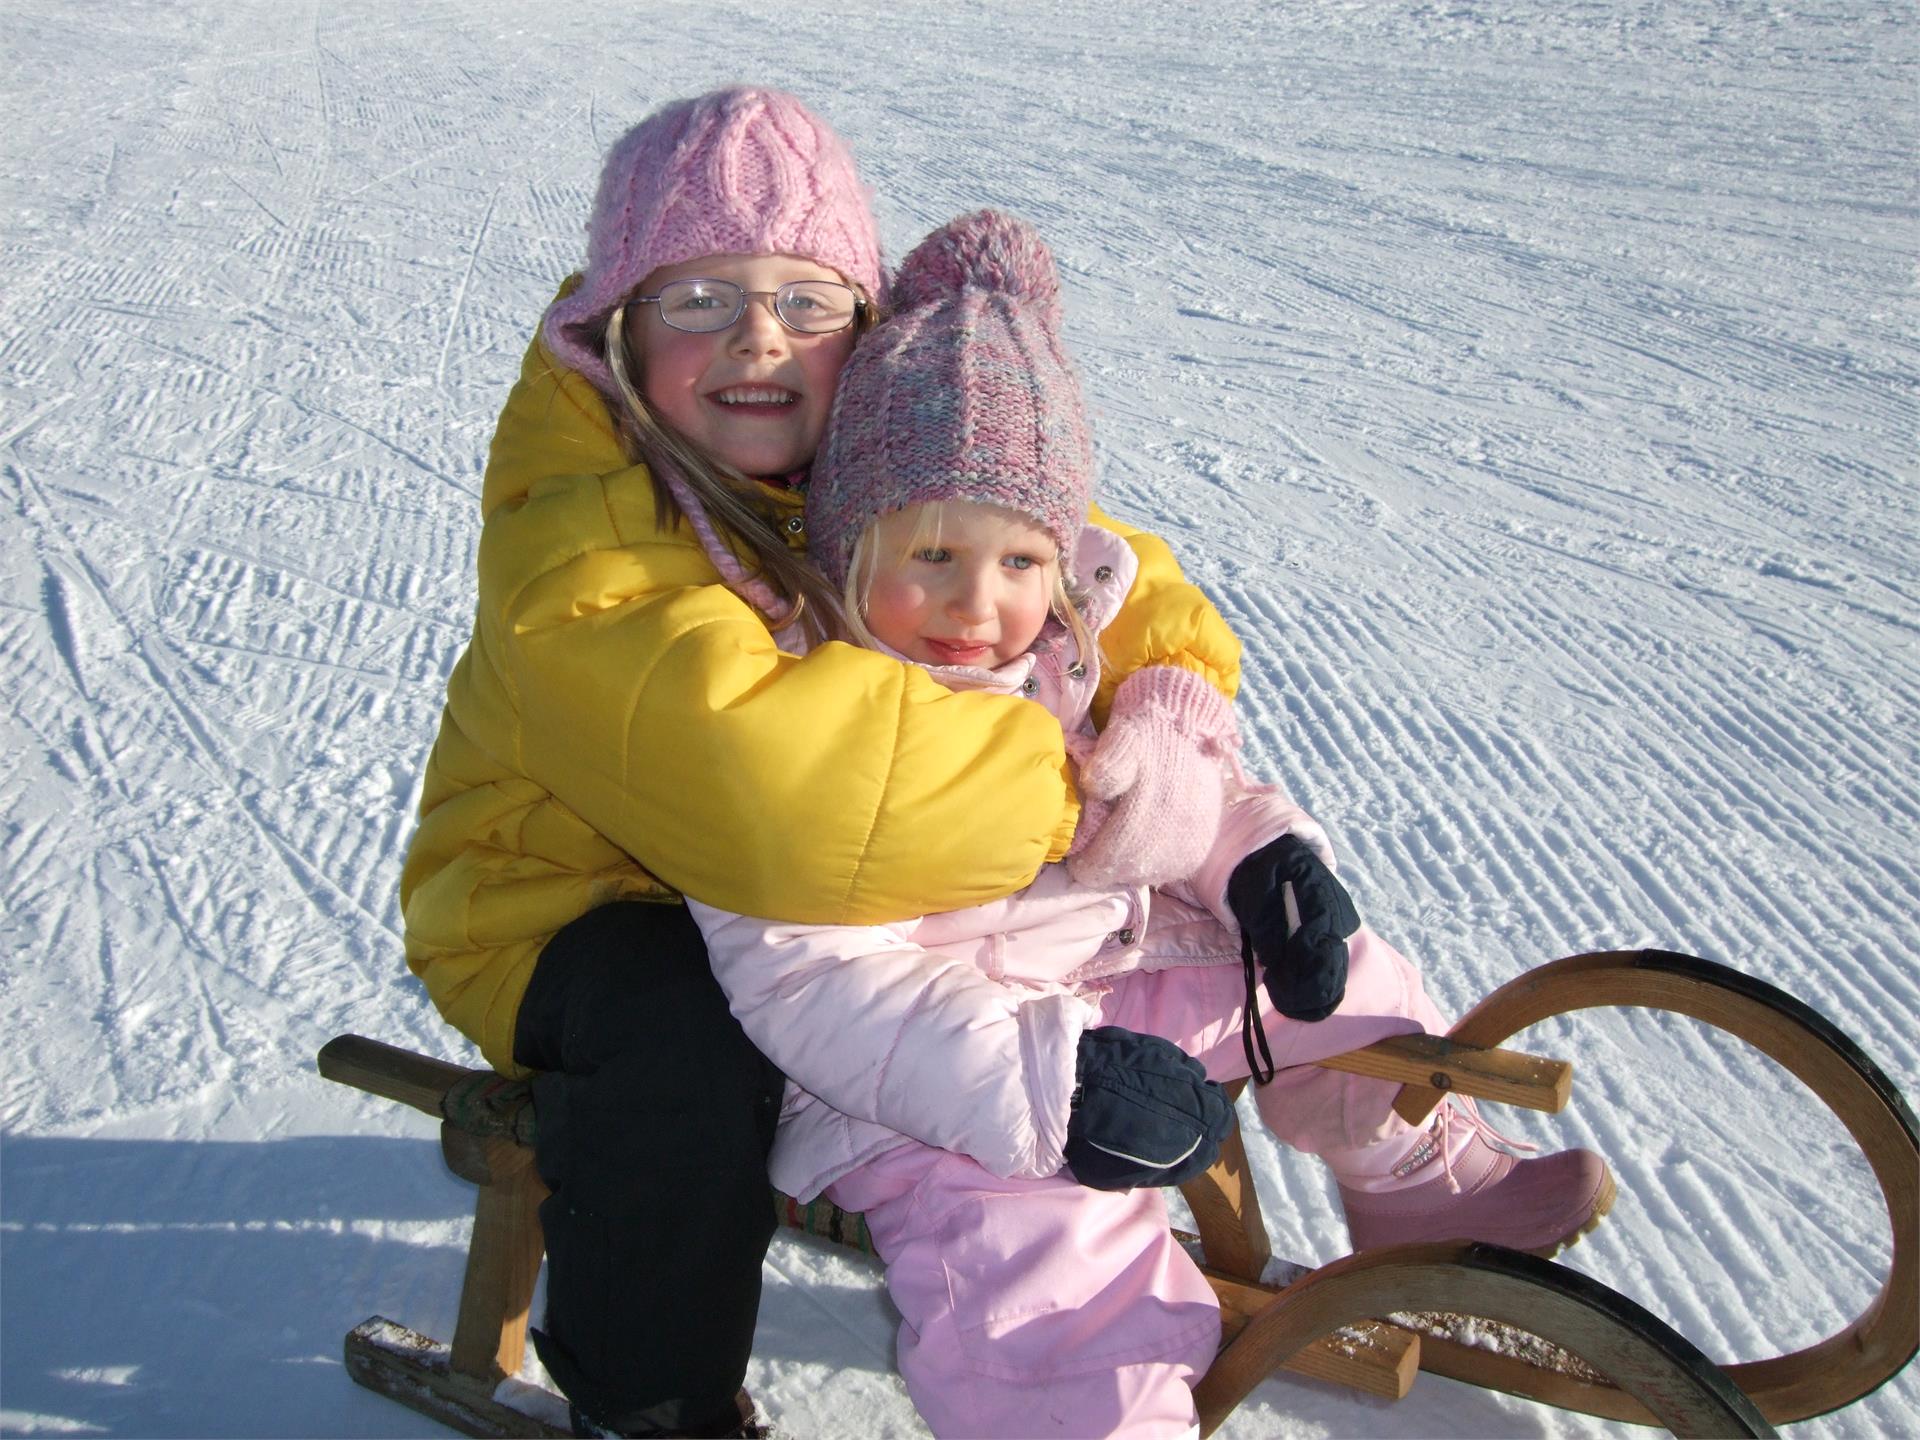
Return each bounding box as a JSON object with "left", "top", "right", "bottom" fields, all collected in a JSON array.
[{"left": 512, "top": 900, "right": 783, "bottom": 1434}]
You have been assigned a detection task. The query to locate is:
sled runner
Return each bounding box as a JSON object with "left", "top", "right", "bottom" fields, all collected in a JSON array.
[{"left": 319, "top": 949, "right": 1915, "bottom": 1438}]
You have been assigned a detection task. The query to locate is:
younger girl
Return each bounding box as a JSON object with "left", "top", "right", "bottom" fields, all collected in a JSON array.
[
  {"left": 689, "top": 212, "right": 1614, "bottom": 1439},
  {"left": 400, "top": 89, "right": 1245, "bottom": 1437}
]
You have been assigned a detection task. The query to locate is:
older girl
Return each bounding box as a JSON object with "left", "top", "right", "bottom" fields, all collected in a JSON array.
[{"left": 400, "top": 90, "right": 1241, "bottom": 1438}]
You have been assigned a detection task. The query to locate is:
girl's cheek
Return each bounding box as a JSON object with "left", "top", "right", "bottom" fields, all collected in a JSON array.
[
  {"left": 809, "top": 331, "right": 859, "bottom": 387},
  {"left": 868, "top": 571, "right": 925, "bottom": 620},
  {"left": 637, "top": 327, "right": 714, "bottom": 406}
]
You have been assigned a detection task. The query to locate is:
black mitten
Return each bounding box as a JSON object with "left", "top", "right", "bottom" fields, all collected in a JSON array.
[
  {"left": 1226, "top": 834, "right": 1359, "bottom": 1023},
  {"left": 1064, "top": 1027, "right": 1235, "bottom": 1191}
]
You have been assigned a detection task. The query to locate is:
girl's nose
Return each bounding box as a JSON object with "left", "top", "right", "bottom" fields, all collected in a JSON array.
[
  {"left": 947, "top": 569, "right": 995, "bottom": 622},
  {"left": 728, "top": 294, "right": 788, "bottom": 356}
]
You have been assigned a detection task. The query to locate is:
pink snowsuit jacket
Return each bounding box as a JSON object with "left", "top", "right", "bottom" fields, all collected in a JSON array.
[{"left": 689, "top": 526, "right": 1327, "bottom": 1201}]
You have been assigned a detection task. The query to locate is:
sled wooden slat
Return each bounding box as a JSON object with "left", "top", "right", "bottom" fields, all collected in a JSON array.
[
  {"left": 319, "top": 1033, "right": 468, "bottom": 1117},
  {"left": 316, "top": 1030, "right": 1573, "bottom": 1140},
  {"left": 1202, "top": 1268, "right": 1419, "bottom": 1400},
  {"left": 1308, "top": 1031, "right": 1573, "bottom": 1117},
  {"left": 1410, "top": 1324, "right": 1655, "bottom": 1424}
]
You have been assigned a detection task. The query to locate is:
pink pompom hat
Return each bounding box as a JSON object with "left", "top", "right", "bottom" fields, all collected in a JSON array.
[
  {"left": 806, "top": 209, "right": 1096, "bottom": 588},
  {"left": 543, "top": 86, "right": 886, "bottom": 393}
]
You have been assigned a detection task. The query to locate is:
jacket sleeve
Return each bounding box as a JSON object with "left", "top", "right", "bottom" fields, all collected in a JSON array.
[
  {"left": 1087, "top": 502, "right": 1242, "bottom": 724},
  {"left": 488, "top": 516, "right": 1081, "bottom": 921},
  {"left": 689, "top": 899, "right": 1093, "bottom": 1180}
]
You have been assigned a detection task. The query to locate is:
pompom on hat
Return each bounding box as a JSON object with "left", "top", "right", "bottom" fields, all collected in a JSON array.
[
  {"left": 543, "top": 86, "right": 885, "bottom": 393},
  {"left": 806, "top": 209, "right": 1096, "bottom": 589}
]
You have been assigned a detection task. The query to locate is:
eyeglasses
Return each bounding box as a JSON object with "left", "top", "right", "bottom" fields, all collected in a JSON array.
[{"left": 630, "top": 278, "right": 862, "bottom": 335}]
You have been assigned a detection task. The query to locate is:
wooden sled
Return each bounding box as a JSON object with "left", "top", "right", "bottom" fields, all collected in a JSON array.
[{"left": 319, "top": 949, "right": 1915, "bottom": 1437}]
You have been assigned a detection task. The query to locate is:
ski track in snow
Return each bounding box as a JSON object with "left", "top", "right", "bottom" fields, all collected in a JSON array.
[{"left": 2, "top": 1, "right": 1915, "bottom": 1436}]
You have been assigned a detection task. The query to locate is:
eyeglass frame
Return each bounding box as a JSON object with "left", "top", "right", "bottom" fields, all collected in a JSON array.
[{"left": 627, "top": 277, "right": 867, "bottom": 336}]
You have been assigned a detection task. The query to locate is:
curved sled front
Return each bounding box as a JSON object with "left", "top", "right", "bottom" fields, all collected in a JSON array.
[
  {"left": 1393, "top": 949, "right": 1918, "bottom": 1426},
  {"left": 1192, "top": 1241, "right": 1775, "bottom": 1438}
]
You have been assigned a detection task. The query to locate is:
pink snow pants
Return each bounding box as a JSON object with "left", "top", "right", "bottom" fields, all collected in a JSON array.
[{"left": 823, "top": 926, "right": 1447, "bottom": 1439}]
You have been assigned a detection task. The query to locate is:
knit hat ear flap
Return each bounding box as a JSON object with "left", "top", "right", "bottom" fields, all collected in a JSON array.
[{"left": 806, "top": 209, "right": 1098, "bottom": 592}]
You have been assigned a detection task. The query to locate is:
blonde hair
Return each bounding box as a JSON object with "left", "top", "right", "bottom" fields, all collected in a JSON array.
[
  {"left": 593, "top": 294, "right": 880, "bottom": 646},
  {"left": 839, "top": 501, "right": 1099, "bottom": 676}
]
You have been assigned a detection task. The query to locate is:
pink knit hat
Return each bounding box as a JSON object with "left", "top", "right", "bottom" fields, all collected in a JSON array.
[
  {"left": 543, "top": 86, "right": 885, "bottom": 393},
  {"left": 806, "top": 210, "right": 1096, "bottom": 588}
]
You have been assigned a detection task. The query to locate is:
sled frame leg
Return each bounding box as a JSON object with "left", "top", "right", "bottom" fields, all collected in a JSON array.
[
  {"left": 442, "top": 1125, "right": 548, "bottom": 1383},
  {"left": 339, "top": 1117, "right": 564, "bottom": 1438}
]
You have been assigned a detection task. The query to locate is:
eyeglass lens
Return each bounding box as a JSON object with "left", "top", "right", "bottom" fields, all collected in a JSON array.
[{"left": 650, "top": 279, "right": 856, "bottom": 335}]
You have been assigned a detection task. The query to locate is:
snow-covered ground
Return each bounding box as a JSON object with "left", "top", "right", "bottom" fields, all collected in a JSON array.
[{"left": 3, "top": 1, "right": 1915, "bottom": 1435}]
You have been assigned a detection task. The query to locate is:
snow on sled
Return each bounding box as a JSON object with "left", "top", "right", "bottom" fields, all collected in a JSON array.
[{"left": 318, "top": 949, "right": 1916, "bottom": 1438}]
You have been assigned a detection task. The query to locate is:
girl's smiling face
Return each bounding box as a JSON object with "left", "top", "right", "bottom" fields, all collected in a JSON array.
[
  {"left": 630, "top": 252, "right": 859, "bottom": 479},
  {"left": 861, "top": 502, "right": 1060, "bottom": 669}
]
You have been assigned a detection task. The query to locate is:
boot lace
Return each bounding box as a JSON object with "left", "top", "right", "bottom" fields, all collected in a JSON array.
[{"left": 1430, "top": 1094, "right": 1539, "bottom": 1192}]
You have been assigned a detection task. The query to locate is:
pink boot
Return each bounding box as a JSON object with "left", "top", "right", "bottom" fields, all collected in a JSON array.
[{"left": 1334, "top": 1104, "right": 1615, "bottom": 1258}]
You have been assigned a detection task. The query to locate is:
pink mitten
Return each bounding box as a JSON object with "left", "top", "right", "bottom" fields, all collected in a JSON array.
[
  {"left": 1067, "top": 667, "right": 1237, "bottom": 888},
  {"left": 1063, "top": 732, "right": 1114, "bottom": 862}
]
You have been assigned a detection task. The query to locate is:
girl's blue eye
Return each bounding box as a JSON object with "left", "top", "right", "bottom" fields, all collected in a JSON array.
[
  {"left": 660, "top": 281, "right": 737, "bottom": 315},
  {"left": 915, "top": 547, "right": 951, "bottom": 563},
  {"left": 1006, "top": 555, "right": 1035, "bottom": 570}
]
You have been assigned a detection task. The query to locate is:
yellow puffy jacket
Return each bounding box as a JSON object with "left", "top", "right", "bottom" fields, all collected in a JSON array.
[{"left": 401, "top": 326, "right": 1241, "bottom": 1075}]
